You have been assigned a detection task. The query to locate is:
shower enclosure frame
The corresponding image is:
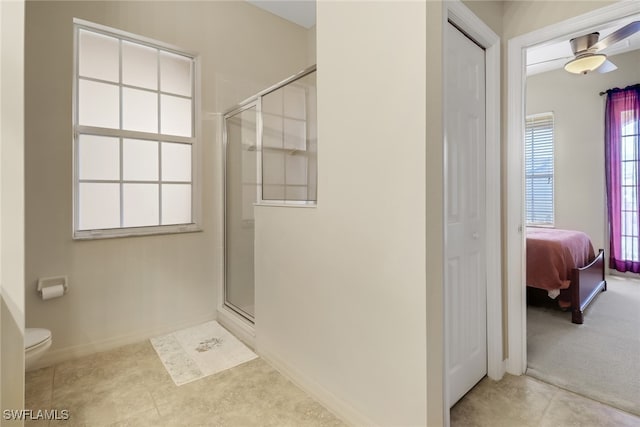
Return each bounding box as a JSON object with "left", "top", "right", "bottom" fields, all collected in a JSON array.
[
  {"left": 222, "top": 65, "right": 317, "bottom": 325},
  {"left": 222, "top": 101, "right": 261, "bottom": 323}
]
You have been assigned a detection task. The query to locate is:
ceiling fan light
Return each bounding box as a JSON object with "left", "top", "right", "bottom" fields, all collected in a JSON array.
[{"left": 564, "top": 54, "right": 607, "bottom": 74}]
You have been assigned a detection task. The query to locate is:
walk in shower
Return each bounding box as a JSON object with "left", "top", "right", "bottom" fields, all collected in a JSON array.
[{"left": 223, "top": 66, "right": 317, "bottom": 322}]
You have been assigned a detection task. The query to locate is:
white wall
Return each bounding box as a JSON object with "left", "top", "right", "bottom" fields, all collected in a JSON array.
[
  {"left": 1, "top": 0, "right": 26, "bottom": 421},
  {"left": 526, "top": 49, "right": 640, "bottom": 253},
  {"left": 25, "top": 1, "right": 309, "bottom": 365},
  {"left": 255, "top": 1, "right": 427, "bottom": 425},
  {"left": 463, "top": 0, "right": 503, "bottom": 36},
  {"left": 307, "top": 25, "right": 316, "bottom": 66},
  {"left": 503, "top": 1, "right": 617, "bottom": 40}
]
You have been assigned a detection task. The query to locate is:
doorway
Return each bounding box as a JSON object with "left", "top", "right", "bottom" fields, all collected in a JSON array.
[{"left": 505, "top": 0, "right": 640, "bottom": 375}]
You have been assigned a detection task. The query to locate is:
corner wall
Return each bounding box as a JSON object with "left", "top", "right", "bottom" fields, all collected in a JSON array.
[
  {"left": 1, "top": 0, "right": 26, "bottom": 421},
  {"left": 25, "top": 1, "right": 309, "bottom": 365},
  {"left": 254, "top": 1, "right": 428, "bottom": 425}
]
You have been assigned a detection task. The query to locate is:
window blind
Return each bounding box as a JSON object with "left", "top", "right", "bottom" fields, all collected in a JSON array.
[{"left": 525, "top": 113, "right": 554, "bottom": 225}]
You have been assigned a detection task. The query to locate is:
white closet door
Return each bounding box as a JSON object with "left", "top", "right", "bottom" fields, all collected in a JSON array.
[{"left": 445, "top": 22, "right": 488, "bottom": 407}]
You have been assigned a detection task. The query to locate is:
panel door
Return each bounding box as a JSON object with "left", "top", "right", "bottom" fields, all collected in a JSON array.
[{"left": 445, "top": 22, "right": 487, "bottom": 407}]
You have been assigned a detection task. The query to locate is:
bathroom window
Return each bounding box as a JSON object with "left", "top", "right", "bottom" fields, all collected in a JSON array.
[{"left": 72, "top": 19, "right": 200, "bottom": 239}]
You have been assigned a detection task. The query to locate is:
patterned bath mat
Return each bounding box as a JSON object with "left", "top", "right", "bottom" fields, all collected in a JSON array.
[{"left": 150, "top": 320, "right": 257, "bottom": 386}]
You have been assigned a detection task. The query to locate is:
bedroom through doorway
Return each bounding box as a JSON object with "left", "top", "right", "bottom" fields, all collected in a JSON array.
[{"left": 521, "top": 10, "right": 640, "bottom": 417}]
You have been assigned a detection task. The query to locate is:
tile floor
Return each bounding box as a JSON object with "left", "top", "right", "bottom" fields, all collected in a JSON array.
[
  {"left": 24, "top": 341, "right": 345, "bottom": 427},
  {"left": 451, "top": 374, "right": 640, "bottom": 427},
  {"left": 26, "top": 342, "right": 640, "bottom": 427}
]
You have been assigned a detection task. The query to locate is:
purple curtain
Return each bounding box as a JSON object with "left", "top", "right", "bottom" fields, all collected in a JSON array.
[{"left": 605, "top": 85, "right": 640, "bottom": 272}]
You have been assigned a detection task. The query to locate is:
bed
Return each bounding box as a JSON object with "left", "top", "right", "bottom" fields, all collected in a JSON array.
[{"left": 526, "top": 228, "right": 606, "bottom": 324}]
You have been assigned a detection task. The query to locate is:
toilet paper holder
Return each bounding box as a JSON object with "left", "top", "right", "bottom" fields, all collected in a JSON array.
[{"left": 37, "top": 276, "right": 68, "bottom": 297}]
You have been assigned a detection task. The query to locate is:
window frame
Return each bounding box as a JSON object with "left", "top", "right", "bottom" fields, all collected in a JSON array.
[
  {"left": 256, "top": 67, "right": 317, "bottom": 207},
  {"left": 524, "top": 112, "right": 555, "bottom": 227},
  {"left": 618, "top": 108, "right": 640, "bottom": 262},
  {"left": 72, "top": 18, "right": 202, "bottom": 240},
  {"left": 223, "top": 65, "right": 317, "bottom": 210}
]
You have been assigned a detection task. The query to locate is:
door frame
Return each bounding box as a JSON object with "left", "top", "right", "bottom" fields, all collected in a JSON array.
[
  {"left": 505, "top": 1, "right": 640, "bottom": 375},
  {"left": 217, "top": 103, "right": 260, "bottom": 348},
  {"left": 443, "top": 0, "right": 503, "bottom": 416},
  {"left": 222, "top": 101, "right": 260, "bottom": 323}
]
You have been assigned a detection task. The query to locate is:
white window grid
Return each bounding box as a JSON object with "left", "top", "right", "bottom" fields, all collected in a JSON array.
[
  {"left": 72, "top": 19, "right": 200, "bottom": 239},
  {"left": 260, "top": 83, "right": 316, "bottom": 204},
  {"left": 619, "top": 109, "right": 640, "bottom": 262}
]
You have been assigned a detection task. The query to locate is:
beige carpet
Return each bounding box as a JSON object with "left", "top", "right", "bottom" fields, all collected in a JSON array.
[{"left": 527, "top": 276, "right": 640, "bottom": 416}]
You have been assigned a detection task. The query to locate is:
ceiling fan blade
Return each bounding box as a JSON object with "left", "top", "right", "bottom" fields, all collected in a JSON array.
[
  {"left": 527, "top": 56, "right": 573, "bottom": 67},
  {"left": 597, "top": 59, "right": 618, "bottom": 74},
  {"left": 591, "top": 21, "right": 640, "bottom": 51}
]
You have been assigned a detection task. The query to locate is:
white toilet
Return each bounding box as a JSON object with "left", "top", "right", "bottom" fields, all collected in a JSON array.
[{"left": 25, "top": 328, "right": 52, "bottom": 371}]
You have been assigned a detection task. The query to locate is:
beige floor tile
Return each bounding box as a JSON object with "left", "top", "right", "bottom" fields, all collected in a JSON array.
[
  {"left": 135, "top": 348, "right": 176, "bottom": 391},
  {"left": 26, "top": 367, "right": 54, "bottom": 394},
  {"left": 150, "top": 358, "right": 263, "bottom": 409},
  {"left": 263, "top": 399, "right": 346, "bottom": 427},
  {"left": 27, "top": 337, "right": 640, "bottom": 427},
  {"left": 539, "top": 388, "right": 640, "bottom": 427},
  {"left": 52, "top": 344, "right": 147, "bottom": 392},
  {"left": 451, "top": 375, "right": 558, "bottom": 427},
  {"left": 49, "top": 419, "right": 86, "bottom": 427},
  {"left": 23, "top": 367, "right": 61, "bottom": 427},
  {"left": 24, "top": 417, "right": 51, "bottom": 427},
  {"left": 451, "top": 374, "right": 640, "bottom": 427},
  {"left": 25, "top": 367, "right": 55, "bottom": 411},
  {"left": 151, "top": 357, "right": 345, "bottom": 425},
  {"left": 27, "top": 340, "right": 343, "bottom": 427},
  {"left": 51, "top": 369, "right": 156, "bottom": 427},
  {"left": 108, "top": 408, "right": 163, "bottom": 427}
]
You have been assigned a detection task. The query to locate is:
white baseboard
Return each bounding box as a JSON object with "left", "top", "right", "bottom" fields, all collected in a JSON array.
[
  {"left": 257, "top": 344, "right": 376, "bottom": 427},
  {"left": 488, "top": 357, "right": 507, "bottom": 381},
  {"left": 216, "top": 305, "right": 255, "bottom": 350},
  {"left": 30, "top": 313, "right": 216, "bottom": 370}
]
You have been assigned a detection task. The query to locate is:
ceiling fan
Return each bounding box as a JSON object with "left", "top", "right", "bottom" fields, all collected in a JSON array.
[{"left": 564, "top": 21, "right": 640, "bottom": 75}]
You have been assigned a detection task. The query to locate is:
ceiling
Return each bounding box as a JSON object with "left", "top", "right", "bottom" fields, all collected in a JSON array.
[
  {"left": 246, "top": 0, "right": 316, "bottom": 29},
  {"left": 527, "top": 15, "right": 640, "bottom": 76},
  {"left": 246, "top": 2, "right": 636, "bottom": 74}
]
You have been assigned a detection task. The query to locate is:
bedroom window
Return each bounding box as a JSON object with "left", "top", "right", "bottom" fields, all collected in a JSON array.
[
  {"left": 72, "top": 19, "right": 199, "bottom": 239},
  {"left": 606, "top": 85, "right": 640, "bottom": 271},
  {"left": 619, "top": 109, "right": 640, "bottom": 262},
  {"left": 525, "top": 113, "right": 554, "bottom": 226}
]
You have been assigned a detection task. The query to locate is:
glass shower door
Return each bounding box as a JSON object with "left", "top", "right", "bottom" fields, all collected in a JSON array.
[{"left": 224, "top": 105, "right": 257, "bottom": 320}]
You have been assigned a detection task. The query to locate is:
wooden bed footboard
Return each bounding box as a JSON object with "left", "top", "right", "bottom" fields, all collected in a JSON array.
[{"left": 569, "top": 249, "right": 607, "bottom": 324}]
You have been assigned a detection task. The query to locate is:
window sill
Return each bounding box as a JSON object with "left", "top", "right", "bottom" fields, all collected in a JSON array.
[
  {"left": 254, "top": 202, "right": 317, "bottom": 208},
  {"left": 73, "top": 224, "right": 202, "bottom": 240}
]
